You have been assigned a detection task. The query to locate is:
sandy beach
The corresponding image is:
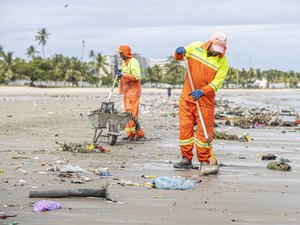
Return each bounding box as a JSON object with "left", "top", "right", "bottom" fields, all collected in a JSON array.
[{"left": 0, "top": 87, "right": 300, "bottom": 225}]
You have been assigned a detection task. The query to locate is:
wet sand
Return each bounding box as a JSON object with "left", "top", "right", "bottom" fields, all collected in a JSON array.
[{"left": 0, "top": 87, "right": 299, "bottom": 225}]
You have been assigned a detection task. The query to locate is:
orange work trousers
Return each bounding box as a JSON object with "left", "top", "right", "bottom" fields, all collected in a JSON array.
[
  {"left": 179, "top": 97, "right": 214, "bottom": 163},
  {"left": 124, "top": 95, "right": 144, "bottom": 138}
]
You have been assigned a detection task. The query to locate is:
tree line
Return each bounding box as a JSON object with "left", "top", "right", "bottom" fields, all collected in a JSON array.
[{"left": 1, "top": 28, "right": 299, "bottom": 88}]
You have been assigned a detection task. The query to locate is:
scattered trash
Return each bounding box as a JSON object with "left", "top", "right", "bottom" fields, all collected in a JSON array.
[
  {"left": 14, "top": 179, "right": 26, "bottom": 186},
  {"left": 0, "top": 214, "right": 17, "bottom": 219},
  {"left": 29, "top": 188, "right": 110, "bottom": 200},
  {"left": 215, "top": 100, "right": 298, "bottom": 128},
  {"left": 93, "top": 167, "right": 110, "bottom": 176},
  {"left": 152, "top": 196, "right": 166, "bottom": 199},
  {"left": 295, "top": 116, "right": 300, "bottom": 125},
  {"left": 47, "top": 165, "right": 60, "bottom": 172},
  {"left": 97, "top": 145, "right": 109, "bottom": 153},
  {"left": 218, "top": 162, "right": 225, "bottom": 167},
  {"left": 59, "top": 165, "right": 84, "bottom": 173},
  {"left": 261, "top": 153, "right": 277, "bottom": 160},
  {"left": 71, "top": 179, "right": 84, "bottom": 184},
  {"left": 119, "top": 179, "right": 153, "bottom": 187},
  {"left": 254, "top": 122, "right": 266, "bottom": 129},
  {"left": 6, "top": 222, "right": 18, "bottom": 225},
  {"left": 33, "top": 200, "right": 62, "bottom": 213},
  {"left": 279, "top": 158, "right": 292, "bottom": 163},
  {"left": 243, "top": 133, "right": 254, "bottom": 142},
  {"left": 0, "top": 169, "right": 4, "bottom": 173},
  {"left": 56, "top": 142, "right": 107, "bottom": 153},
  {"left": 85, "top": 143, "right": 95, "bottom": 150},
  {"left": 152, "top": 176, "right": 196, "bottom": 190},
  {"left": 267, "top": 162, "right": 291, "bottom": 172},
  {"left": 16, "top": 168, "right": 31, "bottom": 174},
  {"left": 214, "top": 131, "right": 245, "bottom": 141},
  {"left": 141, "top": 175, "right": 156, "bottom": 179}
]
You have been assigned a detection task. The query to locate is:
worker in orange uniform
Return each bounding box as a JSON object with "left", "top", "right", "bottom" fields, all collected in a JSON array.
[
  {"left": 173, "top": 32, "right": 228, "bottom": 175},
  {"left": 116, "top": 45, "right": 145, "bottom": 141}
]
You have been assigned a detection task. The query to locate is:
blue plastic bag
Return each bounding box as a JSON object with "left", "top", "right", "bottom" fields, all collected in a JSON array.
[{"left": 152, "top": 176, "right": 196, "bottom": 190}]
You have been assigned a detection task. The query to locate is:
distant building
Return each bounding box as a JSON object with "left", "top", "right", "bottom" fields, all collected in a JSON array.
[
  {"left": 251, "top": 78, "right": 267, "bottom": 88},
  {"left": 134, "top": 53, "right": 149, "bottom": 73},
  {"left": 149, "top": 58, "right": 170, "bottom": 68}
]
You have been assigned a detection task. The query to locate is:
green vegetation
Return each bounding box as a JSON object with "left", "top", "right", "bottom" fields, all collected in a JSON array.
[{"left": 0, "top": 28, "right": 299, "bottom": 88}]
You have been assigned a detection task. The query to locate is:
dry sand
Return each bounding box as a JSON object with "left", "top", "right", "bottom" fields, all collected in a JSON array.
[{"left": 0, "top": 87, "right": 299, "bottom": 225}]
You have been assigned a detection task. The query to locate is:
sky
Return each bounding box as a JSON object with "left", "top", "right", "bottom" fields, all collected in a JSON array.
[{"left": 1, "top": 0, "right": 300, "bottom": 71}]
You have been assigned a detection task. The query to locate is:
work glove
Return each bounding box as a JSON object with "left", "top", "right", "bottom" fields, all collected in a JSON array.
[
  {"left": 117, "top": 70, "right": 123, "bottom": 79},
  {"left": 175, "top": 47, "right": 186, "bottom": 55},
  {"left": 189, "top": 89, "right": 204, "bottom": 101}
]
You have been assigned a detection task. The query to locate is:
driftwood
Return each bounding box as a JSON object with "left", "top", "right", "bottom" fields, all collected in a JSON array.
[{"left": 29, "top": 188, "right": 111, "bottom": 200}]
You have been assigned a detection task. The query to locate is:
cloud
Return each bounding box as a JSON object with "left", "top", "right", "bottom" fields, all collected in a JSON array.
[{"left": 1, "top": 0, "right": 300, "bottom": 71}]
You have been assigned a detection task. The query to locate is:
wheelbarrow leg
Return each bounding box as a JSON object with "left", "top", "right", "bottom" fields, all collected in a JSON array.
[{"left": 93, "top": 128, "right": 103, "bottom": 144}]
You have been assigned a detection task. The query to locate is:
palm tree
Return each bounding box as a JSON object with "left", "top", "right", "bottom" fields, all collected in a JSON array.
[
  {"left": 89, "top": 50, "right": 95, "bottom": 59},
  {"left": 163, "top": 56, "right": 185, "bottom": 87},
  {"left": 35, "top": 28, "right": 50, "bottom": 58},
  {"left": 0, "top": 44, "right": 4, "bottom": 57},
  {"left": 1, "top": 51, "right": 15, "bottom": 84},
  {"left": 94, "top": 53, "right": 110, "bottom": 87},
  {"left": 26, "top": 45, "right": 39, "bottom": 60}
]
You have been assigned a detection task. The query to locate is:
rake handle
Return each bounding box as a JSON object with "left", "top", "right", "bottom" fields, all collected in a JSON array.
[
  {"left": 107, "top": 75, "right": 118, "bottom": 103},
  {"left": 183, "top": 57, "right": 209, "bottom": 142}
]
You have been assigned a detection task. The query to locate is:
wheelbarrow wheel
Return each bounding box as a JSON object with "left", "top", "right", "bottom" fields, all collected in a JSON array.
[{"left": 108, "top": 123, "right": 118, "bottom": 145}]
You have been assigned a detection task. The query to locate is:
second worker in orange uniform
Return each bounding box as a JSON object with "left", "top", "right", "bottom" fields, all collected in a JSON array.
[{"left": 116, "top": 44, "right": 145, "bottom": 141}]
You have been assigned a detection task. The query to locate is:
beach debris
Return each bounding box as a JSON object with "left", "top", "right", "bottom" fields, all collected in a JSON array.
[
  {"left": 215, "top": 100, "right": 298, "bottom": 128},
  {"left": 16, "top": 168, "right": 31, "bottom": 174},
  {"left": 279, "top": 158, "right": 291, "bottom": 163},
  {"left": 71, "top": 179, "right": 84, "bottom": 184},
  {"left": 59, "top": 165, "right": 84, "bottom": 173},
  {"left": 119, "top": 179, "right": 153, "bottom": 187},
  {"left": 253, "top": 122, "right": 265, "bottom": 129},
  {"left": 47, "top": 165, "right": 60, "bottom": 172},
  {"left": 56, "top": 142, "right": 108, "bottom": 153},
  {"left": 141, "top": 175, "right": 156, "bottom": 179},
  {"left": 93, "top": 167, "right": 110, "bottom": 176},
  {"left": 33, "top": 200, "right": 62, "bottom": 213},
  {"left": 14, "top": 179, "right": 26, "bottom": 186},
  {"left": 218, "top": 162, "right": 225, "bottom": 167},
  {"left": 214, "top": 130, "right": 245, "bottom": 141},
  {"left": 152, "top": 196, "right": 166, "bottom": 199},
  {"left": 267, "top": 162, "right": 291, "bottom": 172},
  {"left": 6, "top": 222, "right": 18, "bottom": 225},
  {"left": 29, "top": 188, "right": 109, "bottom": 199},
  {"left": 0, "top": 169, "right": 4, "bottom": 173},
  {"left": 0, "top": 214, "right": 17, "bottom": 219},
  {"left": 243, "top": 133, "right": 253, "bottom": 142},
  {"left": 296, "top": 115, "right": 300, "bottom": 125},
  {"left": 261, "top": 153, "right": 277, "bottom": 160},
  {"left": 152, "top": 176, "right": 196, "bottom": 190}
]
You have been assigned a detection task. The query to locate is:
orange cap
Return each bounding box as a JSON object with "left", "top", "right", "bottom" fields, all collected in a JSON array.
[{"left": 116, "top": 44, "right": 133, "bottom": 58}]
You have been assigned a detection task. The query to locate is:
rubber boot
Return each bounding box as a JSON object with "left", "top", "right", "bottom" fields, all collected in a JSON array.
[{"left": 173, "top": 157, "right": 193, "bottom": 169}]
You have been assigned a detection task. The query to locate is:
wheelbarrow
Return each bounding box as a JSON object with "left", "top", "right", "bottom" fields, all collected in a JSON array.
[
  {"left": 80, "top": 109, "right": 132, "bottom": 145},
  {"left": 81, "top": 70, "right": 141, "bottom": 145}
]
